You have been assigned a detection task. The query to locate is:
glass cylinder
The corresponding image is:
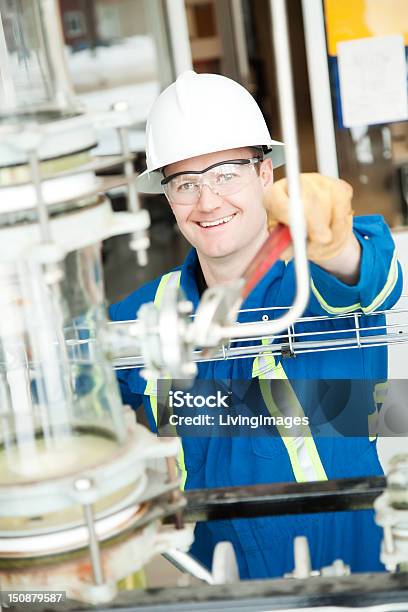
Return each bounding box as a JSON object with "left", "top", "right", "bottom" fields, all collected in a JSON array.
[
  {"left": 0, "top": 0, "right": 80, "bottom": 122},
  {"left": 0, "top": 243, "right": 126, "bottom": 486}
]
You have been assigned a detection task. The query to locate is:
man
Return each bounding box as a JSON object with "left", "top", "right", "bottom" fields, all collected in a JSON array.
[{"left": 110, "top": 71, "right": 402, "bottom": 579}]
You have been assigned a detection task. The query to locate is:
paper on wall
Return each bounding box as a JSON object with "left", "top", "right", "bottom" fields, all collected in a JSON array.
[{"left": 337, "top": 34, "right": 408, "bottom": 128}]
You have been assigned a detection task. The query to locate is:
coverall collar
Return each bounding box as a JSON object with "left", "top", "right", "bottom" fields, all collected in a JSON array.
[{"left": 180, "top": 247, "right": 285, "bottom": 314}]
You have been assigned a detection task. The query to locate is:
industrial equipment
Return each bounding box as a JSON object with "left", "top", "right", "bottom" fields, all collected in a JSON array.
[
  {"left": 1, "top": 1, "right": 408, "bottom": 611},
  {"left": 0, "top": 0, "right": 191, "bottom": 604}
]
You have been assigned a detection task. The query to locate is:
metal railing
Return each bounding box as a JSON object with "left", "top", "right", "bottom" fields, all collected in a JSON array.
[{"left": 111, "top": 296, "right": 408, "bottom": 370}]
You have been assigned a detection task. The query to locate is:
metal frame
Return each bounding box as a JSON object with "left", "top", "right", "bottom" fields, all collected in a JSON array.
[
  {"left": 110, "top": 298, "right": 408, "bottom": 369},
  {"left": 20, "top": 573, "right": 408, "bottom": 611},
  {"left": 178, "top": 475, "right": 386, "bottom": 523}
]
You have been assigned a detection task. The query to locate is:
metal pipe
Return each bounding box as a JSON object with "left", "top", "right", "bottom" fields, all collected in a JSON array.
[
  {"left": 301, "top": 0, "right": 339, "bottom": 178},
  {"left": 118, "top": 126, "right": 140, "bottom": 212},
  {"left": 220, "top": 0, "right": 310, "bottom": 341},
  {"left": 28, "top": 149, "right": 52, "bottom": 243},
  {"left": 165, "top": 0, "right": 193, "bottom": 77},
  {"left": 83, "top": 502, "right": 105, "bottom": 586},
  {"left": 117, "top": 120, "right": 149, "bottom": 266},
  {"left": 230, "top": 0, "right": 251, "bottom": 87},
  {"left": 163, "top": 550, "right": 215, "bottom": 585},
  {"left": 75, "top": 478, "right": 105, "bottom": 586}
]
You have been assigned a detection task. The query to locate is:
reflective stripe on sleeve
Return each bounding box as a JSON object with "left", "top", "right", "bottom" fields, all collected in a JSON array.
[{"left": 310, "top": 250, "right": 398, "bottom": 315}]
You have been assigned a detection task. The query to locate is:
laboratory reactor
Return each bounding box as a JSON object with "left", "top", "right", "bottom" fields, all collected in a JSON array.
[
  {"left": 0, "top": 0, "right": 193, "bottom": 605},
  {"left": 1, "top": 1, "right": 408, "bottom": 611}
]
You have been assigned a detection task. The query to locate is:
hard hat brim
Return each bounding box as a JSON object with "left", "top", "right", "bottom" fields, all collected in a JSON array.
[{"left": 135, "top": 142, "right": 285, "bottom": 194}]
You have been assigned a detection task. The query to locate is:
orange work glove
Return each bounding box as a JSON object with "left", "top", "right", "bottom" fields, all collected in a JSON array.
[{"left": 264, "top": 173, "right": 354, "bottom": 264}]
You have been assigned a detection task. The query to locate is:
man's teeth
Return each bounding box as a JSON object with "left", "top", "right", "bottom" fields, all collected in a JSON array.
[{"left": 198, "top": 214, "right": 235, "bottom": 228}]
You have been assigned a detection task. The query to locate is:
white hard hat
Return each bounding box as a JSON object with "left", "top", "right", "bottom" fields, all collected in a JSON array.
[{"left": 135, "top": 71, "right": 284, "bottom": 194}]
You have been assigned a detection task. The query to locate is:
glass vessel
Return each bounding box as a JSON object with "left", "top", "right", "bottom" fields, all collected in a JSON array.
[
  {"left": 0, "top": 0, "right": 80, "bottom": 122},
  {"left": 0, "top": 242, "right": 126, "bottom": 486}
]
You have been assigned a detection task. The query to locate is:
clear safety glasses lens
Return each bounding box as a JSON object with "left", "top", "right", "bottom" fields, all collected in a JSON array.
[{"left": 163, "top": 159, "right": 259, "bottom": 205}]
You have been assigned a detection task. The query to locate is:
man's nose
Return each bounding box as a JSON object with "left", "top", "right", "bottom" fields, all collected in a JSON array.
[{"left": 195, "top": 184, "right": 222, "bottom": 212}]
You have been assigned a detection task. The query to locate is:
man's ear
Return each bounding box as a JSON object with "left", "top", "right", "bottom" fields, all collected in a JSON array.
[{"left": 260, "top": 158, "right": 274, "bottom": 190}]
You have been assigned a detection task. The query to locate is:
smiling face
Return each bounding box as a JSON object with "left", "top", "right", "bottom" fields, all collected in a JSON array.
[{"left": 163, "top": 147, "right": 273, "bottom": 261}]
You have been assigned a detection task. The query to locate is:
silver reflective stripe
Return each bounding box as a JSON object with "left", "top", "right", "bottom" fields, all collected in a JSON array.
[
  {"left": 254, "top": 345, "right": 327, "bottom": 483},
  {"left": 144, "top": 271, "right": 182, "bottom": 398},
  {"left": 145, "top": 271, "right": 187, "bottom": 488}
]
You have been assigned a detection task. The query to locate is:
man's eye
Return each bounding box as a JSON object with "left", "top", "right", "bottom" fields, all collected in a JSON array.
[
  {"left": 216, "top": 173, "right": 236, "bottom": 184},
  {"left": 177, "top": 182, "right": 197, "bottom": 192}
]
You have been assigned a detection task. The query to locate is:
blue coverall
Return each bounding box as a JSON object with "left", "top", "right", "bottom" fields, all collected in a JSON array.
[{"left": 109, "top": 215, "right": 403, "bottom": 579}]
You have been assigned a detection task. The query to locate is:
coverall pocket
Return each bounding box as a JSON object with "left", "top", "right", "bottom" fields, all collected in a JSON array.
[{"left": 250, "top": 436, "right": 288, "bottom": 460}]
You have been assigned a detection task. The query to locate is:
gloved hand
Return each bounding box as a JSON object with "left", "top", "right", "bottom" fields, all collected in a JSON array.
[{"left": 264, "top": 173, "right": 354, "bottom": 264}]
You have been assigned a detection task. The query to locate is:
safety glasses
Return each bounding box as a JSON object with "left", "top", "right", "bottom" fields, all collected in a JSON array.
[{"left": 161, "top": 157, "right": 261, "bottom": 205}]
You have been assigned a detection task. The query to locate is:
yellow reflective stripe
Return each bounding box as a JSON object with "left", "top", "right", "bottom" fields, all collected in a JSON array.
[
  {"left": 368, "top": 410, "right": 379, "bottom": 442},
  {"left": 117, "top": 569, "right": 146, "bottom": 590},
  {"left": 252, "top": 338, "right": 286, "bottom": 378},
  {"left": 368, "top": 382, "right": 387, "bottom": 442},
  {"left": 259, "top": 378, "right": 307, "bottom": 481},
  {"left": 310, "top": 250, "right": 398, "bottom": 315},
  {"left": 252, "top": 356, "right": 287, "bottom": 378},
  {"left": 303, "top": 437, "right": 328, "bottom": 480},
  {"left": 145, "top": 378, "right": 156, "bottom": 396},
  {"left": 177, "top": 444, "right": 187, "bottom": 491},
  {"left": 149, "top": 393, "right": 158, "bottom": 424},
  {"left": 154, "top": 270, "right": 182, "bottom": 309},
  {"left": 310, "top": 280, "right": 359, "bottom": 314},
  {"left": 257, "top": 375, "right": 327, "bottom": 482},
  {"left": 146, "top": 381, "right": 187, "bottom": 485},
  {"left": 363, "top": 251, "right": 399, "bottom": 314},
  {"left": 144, "top": 271, "right": 182, "bottom": 398},
  {"left": 374, "top": 381, "right": 388, "bottom": 405},
  {"left": 144, "top": 271, "right": 187, "bottom": 487},
  {"left": 253, "top": 339, "right": 327, "bottom": 482}
]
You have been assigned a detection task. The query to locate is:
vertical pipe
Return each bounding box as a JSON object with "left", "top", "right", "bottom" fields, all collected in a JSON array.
[
  {"left": 165, "top": 0, "right": 193, "bottom": 76},
  {"left": 83, "top": 502, "right": 105, "bottom": 585},
  {"left": 144, "top": 0, "right": 174, "bottom": 88},
  {"left": 118, "top": 125, "right": 141, "bottom": 215},
  {"left": 269, "top": 0, "right": 310, "bottom": 312},
  {"left": 301, "top": 0, "right": 339, "bottom": 178},
  {"left": 230, "top": 0, "right": 251, "bottom": 87},
  {"left": 75, "top": 478, "right": 105, "bottom": 586},
  {"left": 219, "top": 0, "right": 311, "bottom": 341},
  {"left": 28, "top": 149, "right": 52, "bottom": 243},
  {"left": 117, "top": 121, "right": 149, "bottom": 267},
  {"left": 41, "top": 0, "right": 79, "bottom": 112}
]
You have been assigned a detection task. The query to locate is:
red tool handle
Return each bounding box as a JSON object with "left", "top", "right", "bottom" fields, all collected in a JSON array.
[{"left": 241, "top": 223, "right": 291, "bottom": 300}]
